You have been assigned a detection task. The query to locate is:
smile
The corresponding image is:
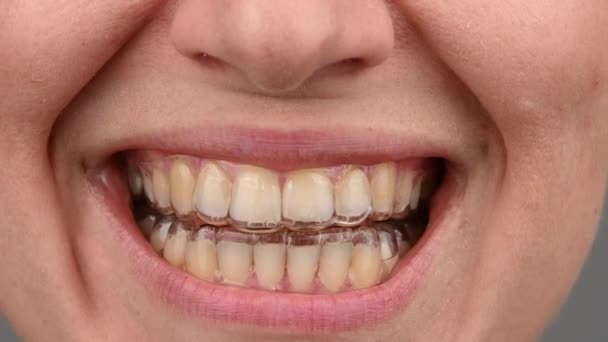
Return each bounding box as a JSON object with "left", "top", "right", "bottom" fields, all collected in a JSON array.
[
  {"left": 129, "top": 151, "right": 442, "bottom": 293},
  {"left": 87, "top": 126, "right": 465, "bottom": 332}
]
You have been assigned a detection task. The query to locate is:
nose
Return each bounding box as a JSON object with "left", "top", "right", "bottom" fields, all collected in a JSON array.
[{"left": 171, "top": 1, "right": 394, "bottom": 93}]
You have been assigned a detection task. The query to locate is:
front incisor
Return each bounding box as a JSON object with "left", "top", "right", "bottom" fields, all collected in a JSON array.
[
  {"left": 318, "top": 241, "right": 353, "bottom": 293},
  {"left": 287, "top": 245, "right": 320, "bottom": 293},
  {"left": 229, "top": 166, "right": 281, "bottom": 227},
  {"left": 254, "top": 243, "right": 287, "bottom": 290},
  {"left": 282, "top": 169, "right": 334, "bottom": 225},
  {"left": 217, "top": 239, "right": 253, "bottom": 285},
  {"left": 334, "top": 168, "right": 371, "bottom": 223}
]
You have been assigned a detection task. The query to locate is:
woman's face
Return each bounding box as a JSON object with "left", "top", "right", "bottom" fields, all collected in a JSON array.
[{"left": 1, "top": 1, "right": 607, "bottom": 340}]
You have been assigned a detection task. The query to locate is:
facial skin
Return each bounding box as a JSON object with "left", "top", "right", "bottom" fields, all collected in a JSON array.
[{"left": 1, "top": 0, "right": 607, "bottom": 341}]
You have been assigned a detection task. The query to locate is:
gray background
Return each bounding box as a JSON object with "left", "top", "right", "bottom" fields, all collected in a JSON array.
[{"left": 1, "top": 199, "right": 606, "bottom": 341}]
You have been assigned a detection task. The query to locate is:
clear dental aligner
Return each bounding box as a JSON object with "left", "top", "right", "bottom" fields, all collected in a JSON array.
[{"left": 128, "top": 152, "right": 440, "bottom": 294}]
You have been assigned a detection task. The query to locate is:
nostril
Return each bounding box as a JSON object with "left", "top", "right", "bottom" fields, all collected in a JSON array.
[{"left": 327, "top": 57, "right": 371, "bottom": 76}]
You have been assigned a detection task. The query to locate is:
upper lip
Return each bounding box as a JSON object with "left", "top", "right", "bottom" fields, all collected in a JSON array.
[{"left": 92, "top": 122, "right": 463, "bottom": 171}]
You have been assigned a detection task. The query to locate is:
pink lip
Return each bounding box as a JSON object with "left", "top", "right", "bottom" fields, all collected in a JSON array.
[
  {"left": 90, "top": 123, "right": 458, "bottom": 172},
  {"left": 90, "top": 154, "right": 464, "bottom": 333}
]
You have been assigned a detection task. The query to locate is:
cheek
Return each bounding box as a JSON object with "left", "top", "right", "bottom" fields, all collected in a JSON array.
[
  {"left": 398, "top": 0, "right": 607, "bottom": 143},
  {"left": 398, "top": 0, "right": 608, "bottom": 201},
  {"left": 398, "top": 0, "right": 608, "bottom": 328}
]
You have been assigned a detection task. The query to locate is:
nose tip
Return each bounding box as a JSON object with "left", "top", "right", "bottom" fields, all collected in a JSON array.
[{"left": 171, "top": 1, "right": 394, "bottom": 93}]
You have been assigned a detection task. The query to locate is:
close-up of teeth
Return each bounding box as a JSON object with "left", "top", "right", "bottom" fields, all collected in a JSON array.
[{"left": 127, "top": 153, "right": 440, "bottom": 294}]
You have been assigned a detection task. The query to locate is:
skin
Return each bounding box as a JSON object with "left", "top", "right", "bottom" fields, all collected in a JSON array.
[{"left": 1, "top": 0, "right": 607, "bottom": 341}]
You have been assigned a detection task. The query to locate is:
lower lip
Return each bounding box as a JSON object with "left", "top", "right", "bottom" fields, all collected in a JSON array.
[{"left": 89, "top": 161, "right": 463, "bottom": 334}]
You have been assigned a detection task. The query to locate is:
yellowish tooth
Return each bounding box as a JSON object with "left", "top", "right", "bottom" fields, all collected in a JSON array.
[
  {"left": 185, "top": 227, "right": 218, "bottom": 282},
  {"left": 282, "top": 169, "right": 334, "bottom": 227},
  {"left": 163, "top": 221, "right": 190, "bottom": 268},
  {"left": 334, "top": 168, "right": 371, "bottom": 226},
  {"left": 286, "top": 231, "right": 321, "bottom": 293},
  {"left": 128, "top": 166, "right": 143, "bottom": 197},
  {"left": 229, "top": 166, "right": 281, "bottom": 228},
  {"left": 149, "top": 217, "right": 173, "bottom": 253},
  {"left": 392, "top": 170, "right": 414, "bottom": 218},
  {"left": 193, "top": 162, "right": 232, "bottom": 223},
  {"left": 152, "top": 167, "right": 171, "bottom": 212},
  {"left": 350, "top": 245, "right": 383, "bottom": 288},
  {"left": 318, "top": 229, "right": 353, "bottom": 293},
  {"left": 410, "top": 175, "right": 422, "bottom": 210},
  {"left": 169, "top": 158, "right": 195, "bottom": 217},
  {"left": 369, "top": 162, "right": 397, "bottom": 220},
  {"left": 143, "top": 171, "right": 155, "bottom": 204},
  {"left": 349, "top": 229, "right": 383, "bottom": 289},
  {"left": 216, "top": 230, "right": 253, "bottom": 285},
  {"left": 287, "top": 245, "right": 320, "bottom": 293},
  {"left": 254, "top": 234, "right": 286, "bottom": 290}
]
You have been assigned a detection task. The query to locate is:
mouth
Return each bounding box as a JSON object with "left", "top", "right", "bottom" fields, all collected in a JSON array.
[{"left": 86, "top": 127, "right": 465, "bottom": 333}]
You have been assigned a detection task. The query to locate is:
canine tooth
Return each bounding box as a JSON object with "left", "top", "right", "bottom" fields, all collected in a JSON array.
[
  {"left": 349, "top": 228, "right": 383, "bottom": 289},
  {"left": 254, "top": 233, "right": 287, "bottom": 290},
  {"left": 143, "top": 171, "right": 155, "bottom": 204},
  {"left": 149, "top": 217, "right": 173, "bottom": 253},
  {"left": 318, "top": 229, "right": 353, "bottom": 293},
  {"left": 287, "top": 232, "right": 321, "bottom": 293},
  {"left": 230, "top": 166, "right": 281, "bottom": 228},
  {"left": 128, "top": 166, "right": 143, "bottom": 197},
  {"left": 282, "top": 170, "right": 334, "bottom": 226},
  {"left": 216, "top": 229, "right": 253, "bottom": 285},
  {"left": 163, "top": 221, "right": 190, "bottom": 268},
  {"left": 136, "top": 213, "right": 157, "bottom": 239},
  {"left": 169, "top": 158, "right": 195, "bottom": 217},
  {"left": 334, "top": 168, "right": 371, "bottom": 226},
  {"left": 393, "top": 170, "right": 414, "bottom": 217},
  {"left": 152, "top": 167, "right": 171, "bottom": 212},
  {"left": 370, "top": 162, "right": 397, "bottom": 220},
  {"left": 378, "top": 227, "right": 399, "bottom": 276},
  {"left": 410, "top": 175, "right": 422, "bottom": 210},
  {"left": 185, "top": 226, "right": 218, "bottom": 282},
  {"left": 193, "top": 162, "right": 232, "bottom": 223}
]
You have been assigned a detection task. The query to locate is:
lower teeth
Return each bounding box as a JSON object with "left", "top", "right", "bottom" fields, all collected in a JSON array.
[{"left": 136, "top": 205, "right": 427, "bottom": 294}]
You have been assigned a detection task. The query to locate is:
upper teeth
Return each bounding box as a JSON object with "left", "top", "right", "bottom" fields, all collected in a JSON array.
[{"left": 128, "top": 155, "right": 428, "bottom": 231}]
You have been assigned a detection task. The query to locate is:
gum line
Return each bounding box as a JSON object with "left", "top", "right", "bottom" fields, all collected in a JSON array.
[{"left": 137, "top": 213, "right": 425, "bottom": 293}]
